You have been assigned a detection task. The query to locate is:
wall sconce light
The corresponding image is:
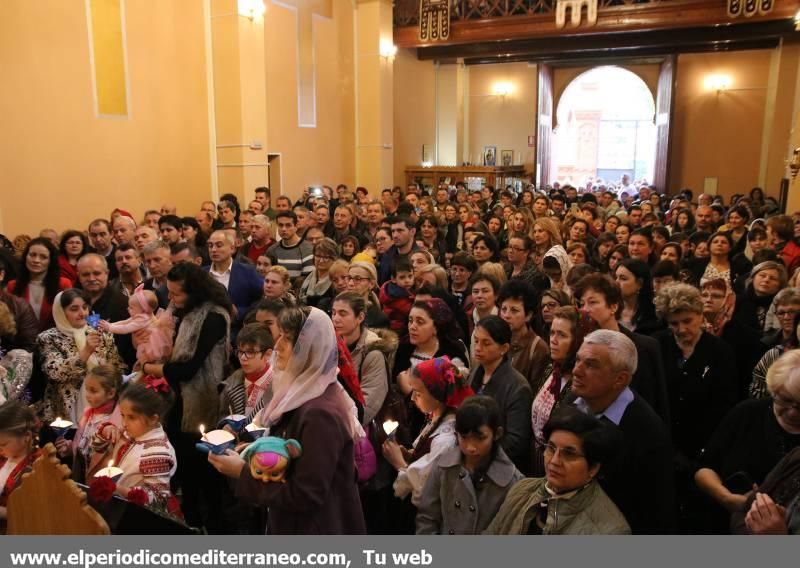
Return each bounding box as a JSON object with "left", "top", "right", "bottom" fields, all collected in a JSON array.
[
  {"left": 238, "top": 0, "right": 265, "bottom": 20},
  {"left": 704, "top": 74, "right": 732, "bottom": 93},
  {"left": 790, "top": 148, "right": 800, "bottom": 180},
  {"left": 795, "top": 9, "right": 800, "bottom": 31},
  {"left": 492, "top": 82, "right": 513, "bottom": 97},
  {"left": 379, "top": 39, "right": 398, "bottom": 60}
]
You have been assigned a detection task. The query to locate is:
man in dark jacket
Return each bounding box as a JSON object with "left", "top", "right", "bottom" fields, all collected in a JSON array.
[
  {"left": 568, "top": 329, "right": 676, "bottom": 534},
  {"left": 573, "top": 273, "right": 671, "bottom": 423}
]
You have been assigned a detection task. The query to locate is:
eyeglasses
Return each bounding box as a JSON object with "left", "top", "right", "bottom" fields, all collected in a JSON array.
[
  {"left": 346, "top": 275, "right": 371, "bottom": 283},
  {"left": 775, "top": 309, "right": 799, "bottom": 319},
  {"left": 543, "top": 442, "right": 585, "bottom": 462},
  {"left": 772, "top": 394, "right": 800, "bottom": 411},
  {"left": 541, "top": 302, "right": 559, "bottom": 310},
  {"left": 235, "top": 349, "right": 265, "bottom": 360}
]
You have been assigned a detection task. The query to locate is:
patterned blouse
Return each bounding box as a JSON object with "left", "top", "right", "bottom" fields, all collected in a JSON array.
[{"left": 36, "top": 328, "right": 124, "bottom": 423}]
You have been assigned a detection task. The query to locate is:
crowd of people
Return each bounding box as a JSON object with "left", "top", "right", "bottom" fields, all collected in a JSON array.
[{"left": 0, "top": 180, "right": 799, "bottom": 535}]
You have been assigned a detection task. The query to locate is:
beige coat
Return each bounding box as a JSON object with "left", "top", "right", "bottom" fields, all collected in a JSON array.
[{"left": 484, "top": 477, "right": 630, "bottom": 535}]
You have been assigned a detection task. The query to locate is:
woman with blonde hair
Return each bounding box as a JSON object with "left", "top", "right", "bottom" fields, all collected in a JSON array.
[
  {"left": 415, "top": 264, "right": 449, "bottom": 291},
  {"left": 298, "top": 239, "right": 339, "bottom": 308},
  {"left": 476, "top": 262, "right": 508, "bottom": 287},
  {"left": 531, "top": 217, "right": 564, "bottom": 270},
  {"left": 457, "top": 203, "right": 478, "bottom": 229},
  {"left": 510, "top": 208, "right": 535, "bottom": 238},
  {"left": 347, "top": 261, "right": 388, "bottom": 328},
  {"left": 263, "top": 265, "right": 297, "bottom": 305}
]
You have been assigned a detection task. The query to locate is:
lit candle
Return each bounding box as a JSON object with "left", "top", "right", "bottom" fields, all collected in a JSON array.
[
  {"left": 94, "top": 459, "right": 123, "bottom": 480},
  {"left": 199, "top": 424, "right": 206, "bottom": 441},
  {"left": 50, "top": 417, "right": 74, "bottom": 429},
  {"left": 383, "top": 420, "right": 399, "bottom": 437}
]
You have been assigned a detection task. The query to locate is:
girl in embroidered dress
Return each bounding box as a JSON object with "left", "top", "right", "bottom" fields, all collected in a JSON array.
[
  {"left": 0, "top": 402, "right": 41, "bottom": 524},
  {"left": 112, "top": 377, "right": 177, "bottom": 505},
  {"left": 55, "top": 365, "right": 123, "bottom": 482}
]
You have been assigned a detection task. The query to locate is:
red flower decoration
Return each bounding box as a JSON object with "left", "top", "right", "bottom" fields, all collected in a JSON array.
[
  {"left": 166, "top": 495, "right": 184, "bottom": 519},
  {"left": 142, "top": 375, "right": 169, "bottom": 393},
  {"left": 126, "top": 487, "right": 150, "bottom": 507},
  {"left": 88, "top": 476, "right": 116, "bottom": 503}
]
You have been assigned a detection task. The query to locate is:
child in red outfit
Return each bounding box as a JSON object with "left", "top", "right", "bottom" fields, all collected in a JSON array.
[{"left": 379, "top": 258, "right": 415, "bottom": 340}]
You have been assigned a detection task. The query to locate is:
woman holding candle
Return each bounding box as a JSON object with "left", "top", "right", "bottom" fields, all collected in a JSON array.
[
  {"left": 208, "top": 306, "right": 367, "bottom": 534},
  {"left": 37, "top": 289, "right": 124, "bottom": 424},
  {"left": 0, "top": 401, "right": 42, "bottom": 525}
]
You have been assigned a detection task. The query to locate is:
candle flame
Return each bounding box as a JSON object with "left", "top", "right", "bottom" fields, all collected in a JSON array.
[
  {"left": 383, "top": 420, "right": 399, "bottom": 435},
  {"left": 108, "top": 459, "right": 114, "bottom": 468}
]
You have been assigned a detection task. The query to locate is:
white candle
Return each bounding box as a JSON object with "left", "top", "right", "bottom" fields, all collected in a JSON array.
[
  {"left": 94, "top": 460, "right": 123, "bottom": 480},
  {"left": 50, "top": 417, "right": 74, "bottom": 429},
  {"left": 383, "top": 420, "right": 399, "bottom": 436}
]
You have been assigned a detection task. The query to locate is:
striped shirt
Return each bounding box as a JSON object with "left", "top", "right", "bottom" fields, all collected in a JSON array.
[{"left": 266, "top": 239, "right": 314, "bottom": 279}]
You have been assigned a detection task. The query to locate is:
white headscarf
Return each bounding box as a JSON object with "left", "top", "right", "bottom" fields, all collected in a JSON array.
[
  {"left": 260, "top": 307, "right": 364, "bottom": 439},
  {"left": 52, "top": 291, "right": 100, "bottom": 371}
]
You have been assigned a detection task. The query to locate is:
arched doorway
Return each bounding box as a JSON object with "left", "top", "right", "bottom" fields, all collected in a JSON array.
[{"left": 551, "top": 66, "right": 657, "bottom": 188}]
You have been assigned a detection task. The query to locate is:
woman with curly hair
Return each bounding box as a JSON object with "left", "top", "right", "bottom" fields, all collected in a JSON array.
[
  {"left": 653, "top": 282, "right": 738, "bottom": 523},
  {"left": 57, "top": 230, "right": 89, "bottom": 287}
]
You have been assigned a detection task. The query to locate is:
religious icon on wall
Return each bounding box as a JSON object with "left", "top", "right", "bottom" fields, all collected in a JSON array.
[
  {"left": 484, "top": 146, "right": 497, "bottom": 167},
  {"left": 501, "top": 150, "right": 513, "bottom": 167},
  {"left": 419, "top": 0, "right": 450, "bottom": 41}
]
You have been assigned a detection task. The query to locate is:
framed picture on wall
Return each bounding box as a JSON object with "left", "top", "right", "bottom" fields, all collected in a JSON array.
[
  {"left": 422, "top": 144, "right": 432, "bottom": 165},
  {"left": 484, "top": 146, "right": 497, "bottom": 166},
  {"left": 501, "top": 150, "right": 513, "bottom": 166}
]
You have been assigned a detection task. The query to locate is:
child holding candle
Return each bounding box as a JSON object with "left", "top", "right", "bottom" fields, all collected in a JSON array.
[
  {"left": 55, "top": 365, "right": 123, "bottom": 482},
  {"left": 0, "top": 401, "right": 42, "bottom": 523},
  {"left": 111, "top": 376, "right": 177, "bottom": 506},
  {"left": 219, "top": 324, "right": 275, "bottom": 426}
]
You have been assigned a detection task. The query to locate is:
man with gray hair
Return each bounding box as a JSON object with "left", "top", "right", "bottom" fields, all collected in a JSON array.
[
  {"left": 570, "top": 329, "right": 676, "bottom": 534},
  {"left": 205, "top": 230, "right": 263, "bottom": 323},
  {"left": 76, "top": 253, "right": 134, "bottom": 367},
  {"left": 142, "top": 240, "right": 172, "bottom": 309}
]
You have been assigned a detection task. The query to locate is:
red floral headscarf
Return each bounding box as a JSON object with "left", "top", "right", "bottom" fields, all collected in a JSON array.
[{"left": 414, "top": 356, "right": 474, "bottom": 409}]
